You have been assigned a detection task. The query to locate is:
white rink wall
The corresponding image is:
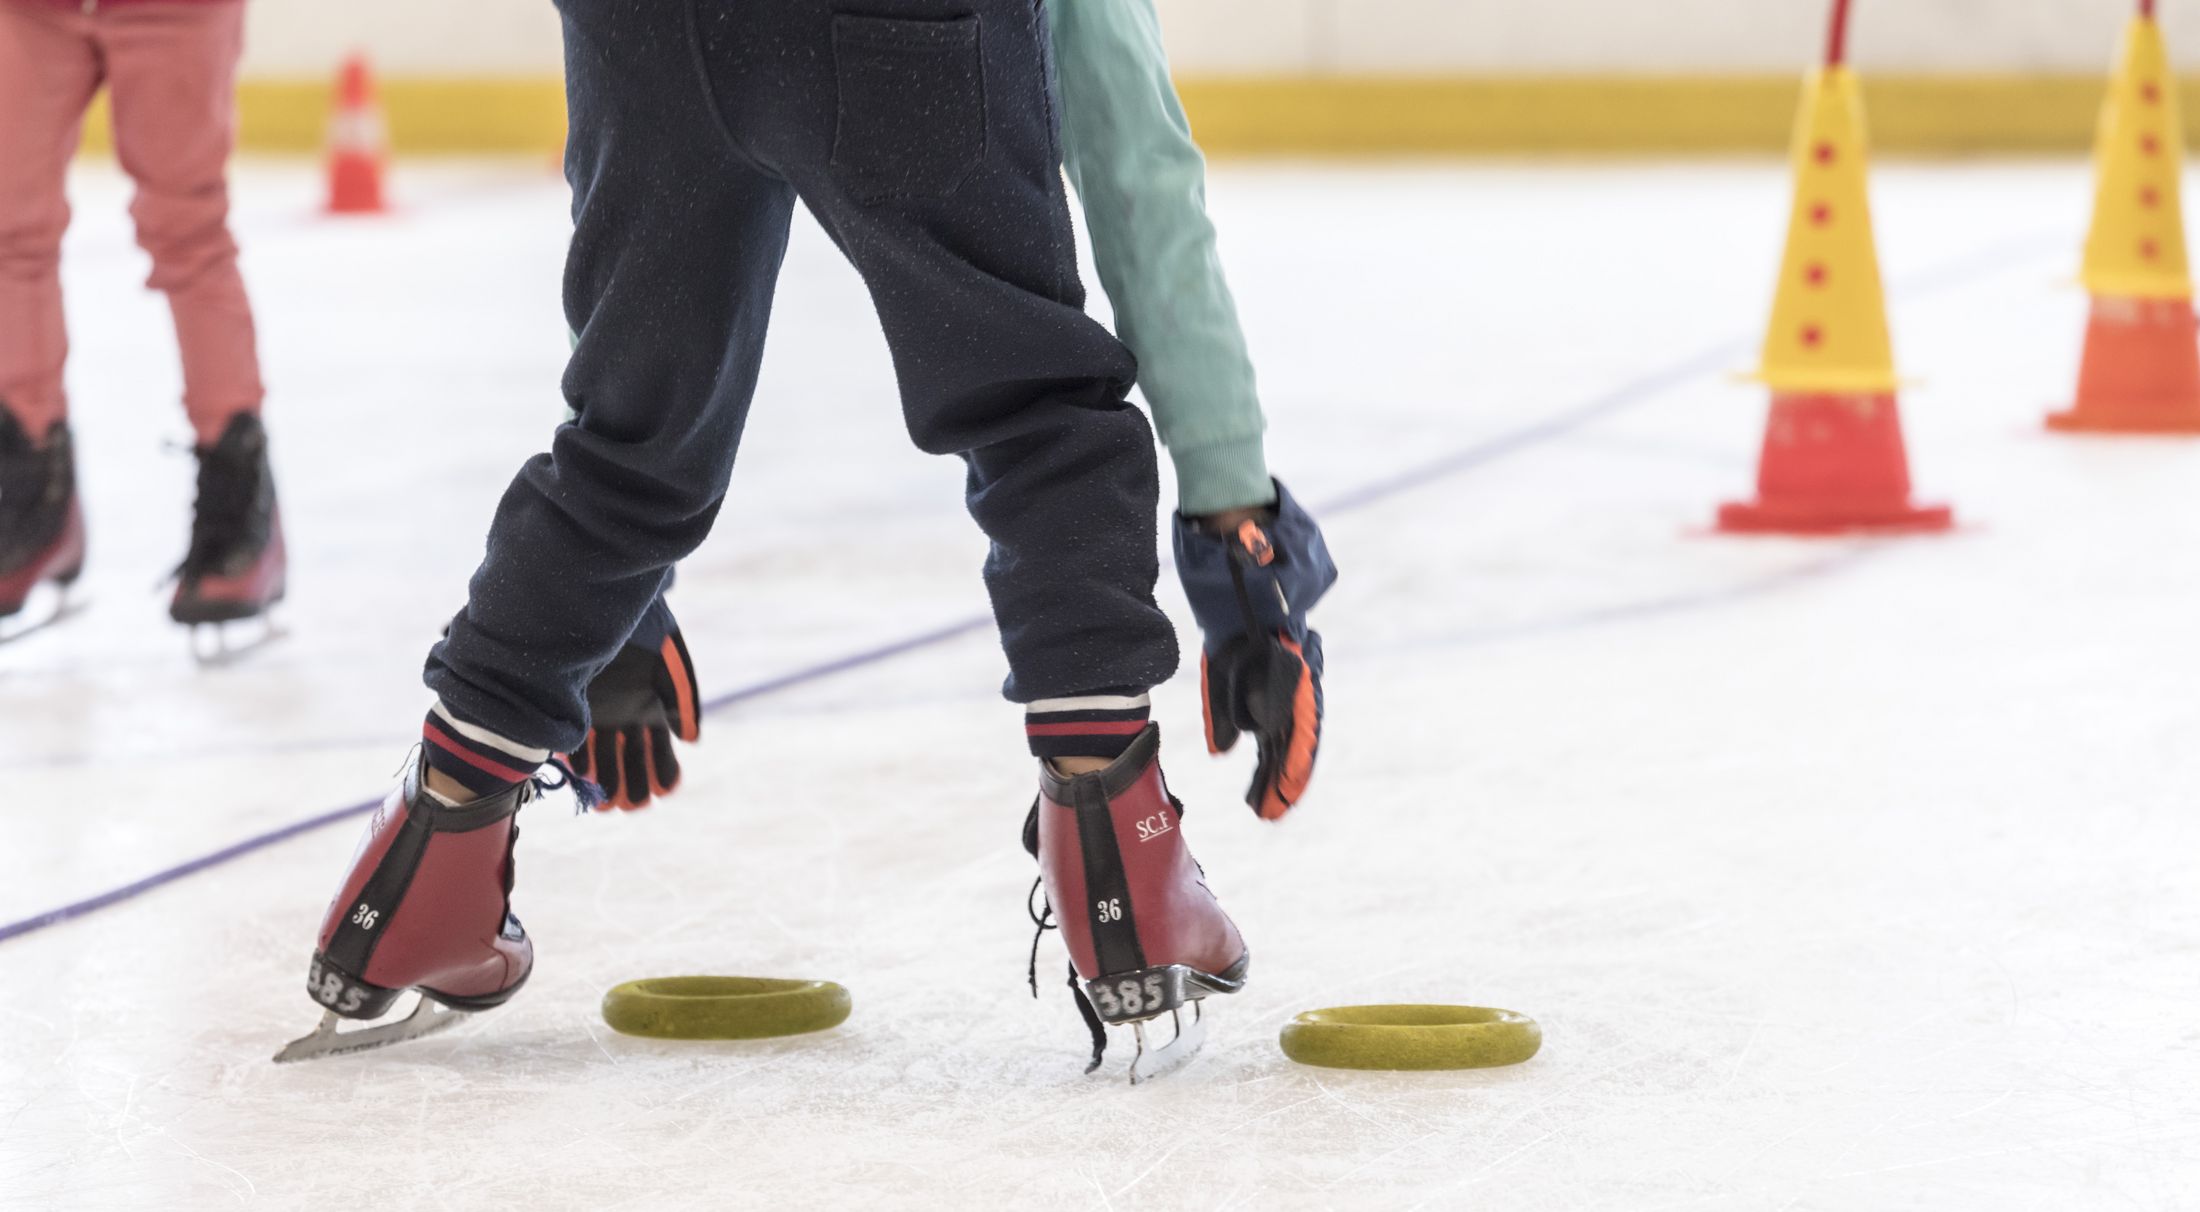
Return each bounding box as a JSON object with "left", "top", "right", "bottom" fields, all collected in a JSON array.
[{"left": 237, "top": 0, "right": 2200, "bottom": 78}]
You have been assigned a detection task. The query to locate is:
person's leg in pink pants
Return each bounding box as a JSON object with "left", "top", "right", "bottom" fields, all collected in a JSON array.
[
  {"left": 0, "top": 2, "right": 97, "bottom": 617},
  {"left": 0, "top": 0, "right": 262, "bottom": 444},
  {"left": 100, "top": 2, "right": 283, "bottom": 631},
  {"left": 103, "top": 0, "right": 265, "bottom": 443},
  {"left": 0, "top": 0, "right": 279, "bottom": 631},
  {"left": 0, "top": 0, "right": 101, "bottom": 442}
]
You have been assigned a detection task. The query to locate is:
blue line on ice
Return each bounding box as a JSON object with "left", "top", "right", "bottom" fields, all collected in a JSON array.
[{"left": 0, "top": 230, "right": 2061, "bottom": 949}]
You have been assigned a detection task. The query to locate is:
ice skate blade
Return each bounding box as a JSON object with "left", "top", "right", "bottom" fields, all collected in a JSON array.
[
  {"left": 189, "top": 614, "right": 286, "bottom": 668},
  {"left": 1127, "top": 1003, "right": 1206, "bottom": 1086},
  {"left": 273, "top": 999, "right": 467, "bottom": 1063},
  {"left": 0, "top": 585, "right": 86, "bottom": 647}
]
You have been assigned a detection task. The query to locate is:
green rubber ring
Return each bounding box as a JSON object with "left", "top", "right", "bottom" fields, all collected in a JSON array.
[
  {"left": 1279, "top": 1004, "right": 1541, "bottom": 1071},
  {"left": 601, "top": 976, "right": 851, "bottom": 1041}
]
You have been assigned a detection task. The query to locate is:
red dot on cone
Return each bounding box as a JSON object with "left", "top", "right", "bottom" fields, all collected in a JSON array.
[
  {"left": 1801, "top": 324, "right": 1824, "bottom": 348},
  {"left": 1804, "top": 263, "right": 1828, "bottom": 286},
  {"left": 2142, "top": 186, "right": 2161, "bottom": 208},
  {"left": 2142, "top": 133, "right": 2161, "bottom": 156},
  {"left": 2141, "top": 238, "right": 2160, "bottom": 260},
  {"left": 2143, "top": 82, "right": 2162, "bottom": 105},
  {"left": 1810, "top": 203, "right": 1833, "bottom": 226},
  {"left": 1813, "top": 142, "right": 1837, "bottom": 165}
]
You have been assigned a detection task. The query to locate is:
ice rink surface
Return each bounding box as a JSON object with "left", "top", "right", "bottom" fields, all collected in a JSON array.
[{"left": 4, "top": 158, "right": 2200, "bottom": 1209}]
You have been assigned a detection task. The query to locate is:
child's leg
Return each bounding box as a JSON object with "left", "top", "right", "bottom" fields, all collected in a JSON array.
[
  {"left": 699, "top": 0, "right": 1176, "bottom": 728},
  {"left": 698, "top": 6, "right": 1240, "bottom": 1076},
  {"left": 0, "top": 3, "right": 99, "bottom": 440},
  {"left": 289, "top": 0, "right": 800, "bottom": 1044},
  {"left": 99, "top": 2, "right": 263, "bottom": 445},
  {"left": 423, "top": 0, "right": 799, "bottom": 759}
]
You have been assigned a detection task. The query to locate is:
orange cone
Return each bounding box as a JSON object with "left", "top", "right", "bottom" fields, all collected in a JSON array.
[
  {"left": 1719, "top": 0, "right": 1952, "bottom": 536},
  {"left": 326, "top": 53, "right": 388, "bottom": 216},
  {"left": 2048, "top": 6, "right": 2200, "bottom": 434}
]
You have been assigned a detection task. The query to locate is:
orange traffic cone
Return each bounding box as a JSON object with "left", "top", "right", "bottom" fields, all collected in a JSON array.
[
  {"left": 2048, "top": 3, "right": 2200, "bottom": 434},
  {"left": 326, "top": 53, "right": 388, "bottom": 215},
  {"left": 1719, "top": 0, "right": 1952, "bottom": 536}
]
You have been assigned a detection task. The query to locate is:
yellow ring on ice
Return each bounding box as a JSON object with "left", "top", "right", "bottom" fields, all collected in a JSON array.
[
  {"left": 601, "top": 976, "right": 851, "bottom": 1041},
  {"left": 1279, "top": 1004, "right": 1541, "bottom": 1071}
]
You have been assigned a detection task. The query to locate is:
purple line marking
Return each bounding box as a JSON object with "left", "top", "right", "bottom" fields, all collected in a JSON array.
[
  {"left": 0, "top": 619, "right": 1000, "bottom": 946},
  {"left": 0, "top": 231, "right": 2060, "bottom": 949},
  {"left": 0, "top": 797, "right": 379, "bottom": 945}
]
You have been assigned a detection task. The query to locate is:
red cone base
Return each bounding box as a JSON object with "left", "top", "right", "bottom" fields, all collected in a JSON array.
[
  {"left": 1718, "top": 391, "right": 1953, "bottom": 536},
  {"left": 2047, "top": 295, "right": 2200, "bottom": 434},
  {"left": 327, "top": 153, "right": 385, "bottom": 215}
]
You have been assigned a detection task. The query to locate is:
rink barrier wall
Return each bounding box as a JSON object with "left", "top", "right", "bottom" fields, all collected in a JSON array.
[
  {"left": 1174, "top": 75, "right": 2130, "bottom": 155},
  {"left": 63, "top": 74, "right": 2200, "bottom": 157}
]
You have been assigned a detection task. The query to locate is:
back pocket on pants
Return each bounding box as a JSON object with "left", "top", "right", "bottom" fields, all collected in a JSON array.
[{"left": 830, "top": 14, "right": 987, "bottom": 204}]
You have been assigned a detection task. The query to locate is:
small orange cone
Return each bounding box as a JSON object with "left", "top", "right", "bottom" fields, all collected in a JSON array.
[
  {"left": 2049, "top": 4, "right": 2200, "bottom": 434},
  {"left": 1719, "top": 0, "right": 1952, "bottom": 535},
  {"left": 326, "top": 53, "right": 388, "bottom": 215}
]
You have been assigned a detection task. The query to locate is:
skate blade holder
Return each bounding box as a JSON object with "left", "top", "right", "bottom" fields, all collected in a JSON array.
[
  {"left": 600, "top": 976, "right": 851, "bottom": 1041},
  {"left": 0, "top": 583, "right": 87, "bottom": 647},
  {"left": 188, "top": 613, "right": 286, "bottom": 668},
  {"left": 1084, "top": 961, "right": 1243, "bottom": 1084},
  {"left": 1279, "top": 1005, "right": 1541, "bottom": 1071},
  {"left": 273, "top": 999, "right": 468, "bottom": 1064},
  {"left": 1126, "top": 1002, "right": 1205, "bottom": 1085}
]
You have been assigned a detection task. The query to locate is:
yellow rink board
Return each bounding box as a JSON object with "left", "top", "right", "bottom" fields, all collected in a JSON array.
[{"left": 68, "top": 74, "right": 2200, "bottom": 158}]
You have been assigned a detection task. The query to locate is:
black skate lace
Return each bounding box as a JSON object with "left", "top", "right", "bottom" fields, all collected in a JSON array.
[
  {"left": 1069, "top": 964, "right": 1106, "bottom": 1073},
  {"left": 503, "top": 821, "right": 521, "bottom": 916},
  {"left": 1025, "top": 877, "right": 1054, "bottom": 998},
  {"left": 1025, "top": 876, "right": 1108, "bottom": 1072},
  {"left": 533, "top": 755, "right": 606, "bottom": 813},
  {"left": 175, "top": 428, "right": 268, "bottom": 580}
]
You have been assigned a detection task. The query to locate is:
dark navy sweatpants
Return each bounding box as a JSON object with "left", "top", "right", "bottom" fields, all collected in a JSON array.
[{"left": 425, "top": 0, "right": 1177, "bottom": 752}]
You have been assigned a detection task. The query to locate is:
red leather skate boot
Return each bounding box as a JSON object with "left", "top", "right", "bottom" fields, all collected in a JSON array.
[
  {"left": 1026, "top": 725, "right": 1248, "bottom": 1081},
  {"left": 171, "top": 413, "right": 286, "bottom": 633},
  {"left": 276, "top": 754, "right": 534, "bottom": 1061},
  {"left": 0, "top": 413, "right": 85, "bottom": 624}
]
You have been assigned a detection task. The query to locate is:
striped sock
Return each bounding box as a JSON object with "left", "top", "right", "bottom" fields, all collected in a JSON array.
[
  {"left": 1025, "top": 691, "right": 1151, "bottom": 761},
  {"left": 421, "top": 701, "right": 551, "bottom": 800}
]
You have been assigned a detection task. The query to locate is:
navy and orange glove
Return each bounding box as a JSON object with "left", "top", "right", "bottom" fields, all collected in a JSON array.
[
  {"left": 572, "top": 598, "right": 701, "bottom": 811},
  {"left": 1174, "top": 481, "right": 1337, "bottom": 820}
]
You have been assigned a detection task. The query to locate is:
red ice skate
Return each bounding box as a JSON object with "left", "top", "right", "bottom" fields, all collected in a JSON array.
[
  {"left": 1026, "top": 726, "right": 1248, "bottom": 1083},
  {"left": 0, "top": 412, "right": 85, "bottom": 642},
  {"left": 171, "top": 413, "right": 287, "bottom": 663},
  {"left": 275, "top": 754, "right": 534, "bottom": 1062}
]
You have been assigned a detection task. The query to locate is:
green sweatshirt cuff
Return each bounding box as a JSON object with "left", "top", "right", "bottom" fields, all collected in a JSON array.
[{"left": 1171, "top": 437, "right": 1275, "bottom": 515}]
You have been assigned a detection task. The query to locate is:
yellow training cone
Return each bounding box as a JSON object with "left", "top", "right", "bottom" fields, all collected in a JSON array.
[
  {"left": 2049, "top": 4, "right": 2200, "bottom": 434},
  {"left": 1720, "top": 1, "right": 1951, "bottom": 536},
  {"left": 1749, "top": 66, "right": 1899, "bottom": 394},
  {"left": 2079, "top": 14, "right": 2190, "bottom": 300}
]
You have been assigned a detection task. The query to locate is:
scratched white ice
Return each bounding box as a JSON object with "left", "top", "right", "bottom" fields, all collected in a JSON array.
[{"left": 3, "top": 159, "right": 2198, "bottom": 1209}]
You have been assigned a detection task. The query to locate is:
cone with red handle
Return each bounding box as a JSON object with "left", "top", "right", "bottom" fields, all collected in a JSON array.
[
  {"left": 2048, "top": 2, "right": 2200, "bottom": 434},
  {"left": 326, "top": 53, "right": 389, "bottom": 216},
  {"left": 1719, "top": 0, "right": 1952, "bottom": 535}
]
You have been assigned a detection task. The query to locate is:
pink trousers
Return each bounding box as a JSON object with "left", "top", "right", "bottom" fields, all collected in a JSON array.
[{"left": 0, "top": 0, "right": 264, "bottom": 445}]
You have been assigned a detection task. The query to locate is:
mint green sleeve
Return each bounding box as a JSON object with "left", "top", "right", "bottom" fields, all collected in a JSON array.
[{"left": 1046, "top": 0, "right": 1274, "bottom": 515}]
